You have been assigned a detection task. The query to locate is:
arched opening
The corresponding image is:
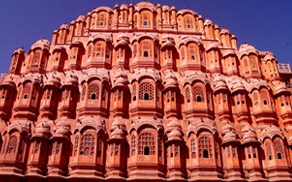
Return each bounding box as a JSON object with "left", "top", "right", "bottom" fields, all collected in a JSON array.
[
  {"left": 24, "top": 95, "right": 27, "bottom": 99},
  {"left": 91, "top": 94, "right": 96, "bottom": 100},
  {"left": 248, "top": 154, "right": 251, "bottom": 159},
  {"left": 144, "top": 93, "right": 149, "bottom": 100},
  {"left": 203, "top": 150, "right": 209, "bottom": 158},
  {"left": 143, "top": 21, "right": 148, "bottom": 26},
  {"left": 191, "top": 152, "right": 196, "bottom": 158},
  {"left": 171, "top": 153, "right": 173, "bottom": 157},
  {"left": 197, "top": 96, "right": 202, "bottom": 102},
  {"left": 143, "top": 51, "right": 149, "bottom": 57},
  {"left": 131, "top": 149, "right": 136, "bottom": 156},
  {"left": 96, "top": 53, "right": 100, "bottom": 58},
  {"left": 269, "top": 155, "right": 272, "bottom": 160},
  {"left": 191, "top": 56, "right": 195, "bottom": 60},
  {"left": 277, "top": 153, "right": 282, "bottom": 159},
  {"left": 144, "top": 146, "right": 150, "bottom": 155},
  {"left": 263, "top": 100, "right": 267, "bottom": 105},
  {"left": 100, "top": 22, "right": 104, "bottom": 26},
  {"left": 133, "top": 96, "right": 136, "bottom": 101}
]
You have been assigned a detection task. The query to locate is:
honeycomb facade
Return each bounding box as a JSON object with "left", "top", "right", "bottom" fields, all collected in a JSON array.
[{"left": 1, "top": 1, "right": 292, "bottom": 182}]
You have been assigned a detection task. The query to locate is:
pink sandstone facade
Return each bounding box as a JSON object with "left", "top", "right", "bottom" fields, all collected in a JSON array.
[{"left": 1, "top": 1, "right": 292, "bottom": 182}]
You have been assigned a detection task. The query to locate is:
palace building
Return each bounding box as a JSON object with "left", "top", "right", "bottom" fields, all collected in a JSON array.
[{"left": 1, "top": 1, "right": 292, "bottom": 182}]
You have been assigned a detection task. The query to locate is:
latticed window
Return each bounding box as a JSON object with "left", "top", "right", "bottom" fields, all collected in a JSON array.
[
  {"left": 139, "top": 82, "right": 154, "bottom": 100},
  {"left": 138, "top": 133, "right": 155, "bottom": 155},
  {"left": 80, "top": 134, "right": 95, "bottom": 156},
  {"left": 106, "top": 46, "right": 110, "bottom": 59},
  {"left": 185, "top": 87, "right": 190, "bottom": 103},
  {"left": 132, "top": 84, "right": 137, "bottom": 101},
  {"left": 81, "top": 85, "right": 86, "bottom": 101},
  {"left": 198, "top": 136, "right": 212, "bottom": 158},
  {"left": 110, "top": 143, "right": 119, "bottom": 156},
  {"left": 93, "top": 43, "right": 104, "bottom": 58},
  {"left": 33, "top": 51, "right": 41, "bottom": 64},
  {"left": 102, "top": 87, "right": 107, "bottom": 101},
  {"left": 7, "top": 136, "right": 17, "bottom": 154},
  {"left": 265, "top": 141, "right": 272, "bottom": 160},
  {"left": 140, "top": 12, "right": 151, "bottom": 27},
  {"left": 133, "top": 44, "right": 138, "bottom": 58},
  {"left": 181, "top": 46, "right": 186, "bottom": 61},
  {"left": 227, "top": 146, "right": 231, "bottom": 158},
  {"left": 188, "top": 45, "right": 196, "bottom": 61},
  {"left": 74, "top": 135, "right": 79, "bottom": 156},
  {"left": 97, "top": 13, "right": 106, "bottom": 26},
  {"left": 274, "top": 140, "right": 284, "bottom": 159},
  {"left": 131, "top": 135, "right": 136, "bottom": 156},
  {"left": 193, "top": 86, "right": 204, "bottom": 102},
  {"left": 23, "top": 85, "right": 31, "bottom": 99},
  {"left": 140, "top": 42, "right": 152, "bottom": 58},
  {"left": 34, "top": 141, "right": 40, "bottom": 154},
  {"left": 97, "top": 137, "right": 102, "bottom": 157},
  {"left": 253, "top": 92, "right": 259, "bottom": 106},
  {"left": 184, "top": 15, "right": 193, "bottom": 29},
  {"left": 156, "top": 87, "right": 161, "bottom": 102},
  {"left": 88, "top": 45, "right": 92, "bottom": 58},
  {"left": 232, "top": 146, "right": 237, "bottom": 158},
  {"left": 88, "top": 84, "right": 99, "bottom": 100},
  {"left": 261, "top": 91, "right": 269, "bottom": 106},
  {"left": 32, "top": 88, "right": 38, "bottom": 101},
  {"left": 250, "top": 57, "right": 258, "bottom": 70},
  {"left": 191, "top": 138, "right": 196, "bottom": 158}
]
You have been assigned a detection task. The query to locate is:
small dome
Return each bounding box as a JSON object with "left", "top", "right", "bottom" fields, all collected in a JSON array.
[
  {"left": 239, "top": 44, "right": 258, "bottom": 58},
  {"left": 157, "top": 3, "right": 161, "bottom": 8},
  {"left": 204, "top": 19, "right": 213, "bottom": 26},
  {"left": 59, "top": 23, "right": 69, "bottom": 30},
  {"left": 44, "top": 74, "right": 61, "bottom": 88},
  {"left": 76, "top": 15, "right": 86, "bottom": 22},
  {"left": 70, "top": 20, "right": 76, "bottom": 25},
  {"left": 31, "top": 39, "right": 50, "bottom": 51},
  {"left": 162, "top": 4, "right": 170, "bottom": 11},
  {"left": 206, "top": 43, "right": 218, "bottom": 52},
  {"left": 12, "top": 48, "right": 25, "bottom": 56},
  {"left": 120, "top": 2, "right": 128, "bottom": 10},
  {"left": 213, "top": 76, "right": 228, "bottom": 92},
  {"left": 170, "top": 6, "right": 176, "bottom": 11},
  {"left": 220, "top": 28, "right": 230, "bottom": 35},
  {"left": 62, "top": 72, "right": 78, "bottom": 88},
  {"left": 111, "top": 127, "right": 125, "bottom": 138},
  {"left": 168, "top": 129, "right": 183, "bottom": 140},
  {"left": 223, "top": 131, "right": 237, "bottom": 142},
  {"left": 222, "top": 122, "right": 235, "bottom": 135},
  {"left": 263, "top": 54, "right": 276, "bottom": 62},
  {"left": 114, "top": 3, "right": 119, "bottom": 9},
  {"left": 35, "top": 121, "right": 50, "bottom": 135},
  {"left": 243, "top": 130, "right": 257, "bottom": 143},
  {"left": 111, "top": 118, "right": 126, "bottom": 131}
]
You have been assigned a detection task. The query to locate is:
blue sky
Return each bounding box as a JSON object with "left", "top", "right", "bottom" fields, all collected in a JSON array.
[{"left": 0, "top": 0, "right": 291, "bottom": 74}]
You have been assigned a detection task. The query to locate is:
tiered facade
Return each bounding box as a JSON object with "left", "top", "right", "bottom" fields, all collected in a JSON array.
[{"left": 1, "top": 2, "right": 292, "bottom": 182}]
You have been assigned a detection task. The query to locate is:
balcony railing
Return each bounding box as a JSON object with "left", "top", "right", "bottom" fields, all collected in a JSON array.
[{"left": 278, "top": 63, "right": 291, "bottom": 73}]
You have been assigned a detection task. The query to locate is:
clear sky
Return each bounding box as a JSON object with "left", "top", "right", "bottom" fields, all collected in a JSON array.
[{"left": 0, "top": 0, "right": 291, "bottom": 74}]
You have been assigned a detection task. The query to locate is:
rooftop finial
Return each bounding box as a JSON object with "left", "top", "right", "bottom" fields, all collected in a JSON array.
[
  {"left": 244, "top": 41, "right": 247, "bottom": 44},
  {"left": 144, "top": 0, "right": 146, "bottom": 2},
  {"left": 184, "top": 6, "right": 187, "bottom": 9},
  {"left": 22, "top": 46, "right": 24, "bottom": 49}
]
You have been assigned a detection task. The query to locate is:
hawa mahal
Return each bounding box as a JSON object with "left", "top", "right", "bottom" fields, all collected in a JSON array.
[{"left": 1, "top": 1, "right": 292, "bottom": 182}]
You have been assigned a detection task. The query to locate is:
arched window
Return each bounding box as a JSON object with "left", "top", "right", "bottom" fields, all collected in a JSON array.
[
  {"left": 274, "top": 140, "right": 284, "bottom": 160},
  {"left": 93, "top": 42, "right": 104, "bottom": 58},
  {"left": 185, "top": 87, "right": 190, "bottom": 103},
  {"left": 140, "top": 41, "right": 152, "bottom": 58},
  {"left": 97, "top": 137, "right": 102, "bottom": 157},
  {"left": 7, "top": 136, "right": 17, "bottom": 154},
  {"left": 88, "top": 84, "right": 99, "bottom": 100},
  {"left": 131, "top": 135, "right": 136, "bottom": 156},
  {"left": 250, "top": 57, "right": 258, "bottom": 71},
  {"left": 97, "top": 13, "right": 107, "bottom": 27},
  {"left": 106, "top": 46, "right": 110, "bottom": 59},
  {"left": 102, "top": 87, "right": 107, "bottom": 101},
  {"left": 184, "top": 15, "right": 193, "bottom": 29},
  {"left": 198, "top": 136, "right": 212, "bottom": 158},
  {"left": 33, "top": 50, "right": 41, "bottom": 65},
  {"left": 138, "top": 133, "right": 155, "bottom": 155},
  {"left": 81, "top": 85, "right": 86, "bottom": 101},
  {"left": 265, "top": 141, "right": 272, "bottom": 160},
  {"left": 132, "top": 84, "right": 137, "bottom": 101},
  {"left": 140, "top": 12, "right": 151, "bottom": 27},
  {"left": 74, "top": 135, "right": 79, "bottom": 156},
  {"left": 80, "top": 134, "right": 95, "bottom": 156},
  {"left": 181, "top": 46, "right": 186, "bottom": 61},
  {"left": 139, "top": 82, "right": 154, "bottom": 100},
  {"left": 193, "top": 86, "right": 204, "bottom": 102},
  {"left": 133, "top": 44, "right": 138, "bottom": 58},
  {"left": 261, "top": 90, "right": 269, "bottom": 106},
  {"left": 191, "top": 138, "right": 196, "bottom": 158},
  {"left": 188, "top": 45, "right": 196, "bottom": 61},
  {"left": 23, "top": 84, "right": 31, "bottom": 99}
]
